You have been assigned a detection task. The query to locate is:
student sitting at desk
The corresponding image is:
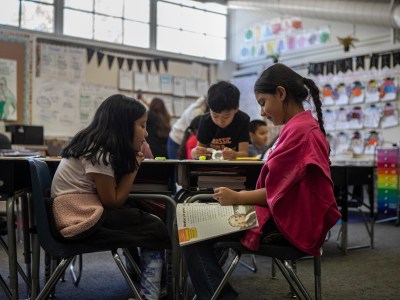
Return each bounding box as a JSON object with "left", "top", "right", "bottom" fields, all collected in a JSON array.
[
  {"left": 191, "top": 81, "right": 250, "bottom": 160},
  {"left": 51, "top": 94, "right": 170, "bottom": 300},
  {"left": 182, "top": 63, "right": 341, "bottom": 300},
  {"left": 248, "top": 119, "right": 269, "bottom": 158}
]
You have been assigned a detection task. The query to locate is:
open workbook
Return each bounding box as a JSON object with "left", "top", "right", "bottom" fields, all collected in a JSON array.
[{"left": 177, "top": 203, "right": 259, "bottom": 246}]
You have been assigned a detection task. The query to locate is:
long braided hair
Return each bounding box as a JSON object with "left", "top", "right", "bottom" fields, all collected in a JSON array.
[{"left": 254, "top": 63, "right": 326, "bottom": 136}]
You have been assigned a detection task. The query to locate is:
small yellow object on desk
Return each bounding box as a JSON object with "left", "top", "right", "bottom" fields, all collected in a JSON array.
[
  {"left": 235, "top": 157, "right": 262, "bottom": 161},
  {"left": 154, "top": 157, "right": 166, "bottom": 161},
  {"left": 199, "top": 155, "right": 207, "bottom": 160}
]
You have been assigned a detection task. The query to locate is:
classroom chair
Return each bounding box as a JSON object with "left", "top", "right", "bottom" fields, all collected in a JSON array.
[
  {"left": 182, "top": 194, "right": 321, "bottom": 300},
  {"left": 27, "top": 157, "right": 145, "bottom": 300}
]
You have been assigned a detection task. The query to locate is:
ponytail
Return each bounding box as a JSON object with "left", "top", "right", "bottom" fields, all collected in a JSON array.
[{"left": 303, "top": 77, "right": 326, "bottom": 136}]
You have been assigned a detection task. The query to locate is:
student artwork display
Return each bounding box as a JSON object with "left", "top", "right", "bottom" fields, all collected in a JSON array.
[
  {"left": 239, "top": 16, "right": 330, "bottom": 61},
  {"left": 327, "top": 130, "right": 382, "bottom": 157}
]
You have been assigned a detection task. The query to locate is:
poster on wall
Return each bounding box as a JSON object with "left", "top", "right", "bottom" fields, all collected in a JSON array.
[
  {"left": 0, "top": 58, "right": 17, "bottom": 121},
  {"left": 32, "top": 78, "right": 81, "bottom": 137},
  {"left": 38, "top": 44, "right": 86, "bottom": 81}
]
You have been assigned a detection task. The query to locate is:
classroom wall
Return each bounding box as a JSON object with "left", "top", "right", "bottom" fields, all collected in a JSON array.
[
  {"left": 228, "top": 9, "right": 400, "bottom": 146},
  {"left": 0, "top": 27, "right": 217, "bottom": 140}
]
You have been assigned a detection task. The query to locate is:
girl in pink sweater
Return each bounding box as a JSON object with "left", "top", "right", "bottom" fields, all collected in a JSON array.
[{"left": 182, "top": 63, "right": 341, "bottom": 300}]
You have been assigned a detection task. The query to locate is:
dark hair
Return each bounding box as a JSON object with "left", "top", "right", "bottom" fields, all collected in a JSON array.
[
  {"left": 62, "top": 94, "right": 146, "bottom": 181},
  {"left": 149, "top": 97, "right": 171, "bottom": 138},
  {"left": 178, "top": 114, "right": 202, "bottom": 159},
  {"left": 249, "top": 119, "right": 267, "bottom": 134},
  {"left": 254, "top": 63, "right": 326, "bottom": 135},
  {"left": 207, "top": 81, "right": 240, "bottom": 113}
]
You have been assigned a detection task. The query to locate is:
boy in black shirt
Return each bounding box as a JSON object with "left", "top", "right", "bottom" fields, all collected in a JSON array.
[{"left": 192, "top": 81, "right": 250, "bottom": 160}]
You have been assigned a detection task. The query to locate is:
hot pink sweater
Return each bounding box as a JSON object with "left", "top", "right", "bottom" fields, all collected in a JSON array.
[{"left": 240, "top": 111, "right": 341, "bottom": 256}]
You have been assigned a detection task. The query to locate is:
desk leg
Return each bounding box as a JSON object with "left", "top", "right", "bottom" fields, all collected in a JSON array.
[
  {"left": 20, "top": 193, "right": 32, "bottom": 292},
  {"left": 31, "top": 233, "right": 40, "bottom": 300},
  {"left": 6, "top": 196, "right": 18, "bottom": 300}
]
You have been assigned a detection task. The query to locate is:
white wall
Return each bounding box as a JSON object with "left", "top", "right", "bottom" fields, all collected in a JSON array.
[{"left": 227, "top": 8, "right": 400, "bottom": 146}]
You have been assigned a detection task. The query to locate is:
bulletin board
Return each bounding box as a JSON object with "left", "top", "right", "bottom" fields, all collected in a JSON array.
[{"left": 0, "top": 38, "right": 27, "bottom": 124}]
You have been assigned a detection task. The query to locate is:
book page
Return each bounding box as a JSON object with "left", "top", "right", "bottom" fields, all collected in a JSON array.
[{"left": 177, "top": 203, "right": 258, "bottom": 245}]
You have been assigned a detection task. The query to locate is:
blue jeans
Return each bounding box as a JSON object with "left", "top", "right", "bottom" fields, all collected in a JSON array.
[
  {"left": 140, "top": 248, "right": 163, "bottom": 300},
  {"left": 182, "top": 233, "right": 241, "bottom": 300},
  {"left": 167, "top": 137, "right": 180, "bottom": 159}
]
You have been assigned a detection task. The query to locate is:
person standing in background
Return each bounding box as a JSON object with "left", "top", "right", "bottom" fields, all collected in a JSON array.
[
  {"left": 146, "top": 97, "right": 171, "bottom": 158},
  {"left": 178, "top": 115, "right": 202, "bottom": 159},
  {"left": 167, "top": 96, "right": 207, "bottom": 159},
  {"left": 248, "top": 119, "right": 269, "bottom": 157}
]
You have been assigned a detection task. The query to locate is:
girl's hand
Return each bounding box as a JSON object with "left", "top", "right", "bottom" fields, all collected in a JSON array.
[
  {"left": 222, "top": 147, "right": 235, "bottom": 160},
  {"left": 136, "top": 151, "right": 145, "bottom": 165},
  {"left": 213, "top": 187, "right": 239, "bottom": 205}
]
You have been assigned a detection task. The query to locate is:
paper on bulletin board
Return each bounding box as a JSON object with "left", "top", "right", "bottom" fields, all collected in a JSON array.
[
  {"left": 173, "top": 77, "right": 185, "bottom": 96},
  {"left": 118, "top": 69, "right": 133, "bottom": 91},
  {"left": 79, "top": 83, "right": 118, "bottom": 128},
  {"left": 185, "top": 78, "right": 197, "bottom": 97},
  {"left": 0, "top": 58, "right": 17, "bottom": 121},
  {"left": 134, "top": 72, "right": 148, "bottom": 92},
  {"left": 173, "top": 98, "right": 185, "bottom": 116},
  {"left": 39, "top": 44, "right": 86, "bottom": 81},
  {"left": 148, "top": 73, "right": 161, "bottom": 93},
  {"left": 32, "top": 78, "right": 81, "bottom": 137},
  {"left": 160, "top": 74, "right": 173, "bottom": 94},
  {"left": 197, "top": 80, "right": 209, "bottom": 97}
]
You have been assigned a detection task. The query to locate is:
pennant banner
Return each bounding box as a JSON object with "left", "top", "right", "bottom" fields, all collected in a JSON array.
[
  {"left": 117, "top": 57, "right": 124, "bottom": 69},
  {"left": 162, "top": 58, "right": 168, "bottom": 72},
  {"left": 145, "top": 60, "right": 152, "bottom": 72},
  {"left": 154, "top": 58, "right": 160, "bottom": 73},
  {"left": 97, "top": 51, "right": 105, "bottom": 66},
  {"left": 344, "top": 57, "right": 353, "bottom": 72},
  {"left": 370, "top": 54, "right": 379, "bottom": 69},
  {"left": 326, "top": 61, "right": 335, "bottom": 74},
  {"left": 381, "top": 53, "right": 391, "bottom": 68},
  {"left": 87, "top": 48, "right": 95, "bottom": 64},
  {"left": 356, "top": 55, "right": 365, "bottom": 70},
  {"left": 127, "top": 58, "right": 134, "bottom": 71},
  {"left": 137, "top": 60, "right": 143, "bottom": 72},
  {"left": 107, "top": 54, "right": 115, "bottom": 70}
]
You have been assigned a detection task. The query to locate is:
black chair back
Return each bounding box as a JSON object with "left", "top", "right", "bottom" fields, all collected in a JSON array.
[{"left": 27, "top": 158, "right": 63, "bottom": 256}]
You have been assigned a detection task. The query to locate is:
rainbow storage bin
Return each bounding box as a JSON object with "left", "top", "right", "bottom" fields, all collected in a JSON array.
[{"left": 376, "top": 147, "right": 400, "bottom": 222}]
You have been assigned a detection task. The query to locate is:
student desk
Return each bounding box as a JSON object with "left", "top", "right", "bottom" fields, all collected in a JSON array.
[
  {"left": 177, "top": 159, "right": 376, "bottom": 255},
  {"left": 0, "top": 157, "right": 180, "bottom": 300},
  {"left": 0, "top": 157, "right": 32, "bottom": 300}
]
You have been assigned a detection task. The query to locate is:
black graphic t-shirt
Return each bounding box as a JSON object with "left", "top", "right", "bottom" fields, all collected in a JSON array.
[{"left": 197, "top": 110, "right": 250, "bottom": 151}]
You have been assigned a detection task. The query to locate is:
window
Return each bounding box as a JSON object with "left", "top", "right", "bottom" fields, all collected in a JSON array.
[
  {"left": 0, "top": 0, "right": 227, "bottom": 61},
  {"left": 0, "top": 0, "right": 54, "bottom": 33},
  {"left": 63, "top": 0, "right": 150, "bottom": 48},
  {"left": 157, "top": 0, "right": 227, "bottom": 60}
]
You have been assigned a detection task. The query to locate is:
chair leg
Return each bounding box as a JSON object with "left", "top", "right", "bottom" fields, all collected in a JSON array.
[
  {"left": 69, "top": 255, "right": 83, "bottom": 287},
  {"left": 112, "top": 250, "right": 143, "bottom": 300},
  {"left": 210, "top": 251, "right": 242, "bottom": 300},
  {"left": 36, "top": 257, "right": 74, "bottom": 300},
  {"left": 238, "top": 254, "right": 257, "bottom": 273},
  {"left": 314, "top": 256, "right": 322, "bottom": 300},
  {"left": 273, "top": 258, "right": 312, "bottom": 300},
  {"left": 0, "top": 274, "right": 12, "bottom": 300}
]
